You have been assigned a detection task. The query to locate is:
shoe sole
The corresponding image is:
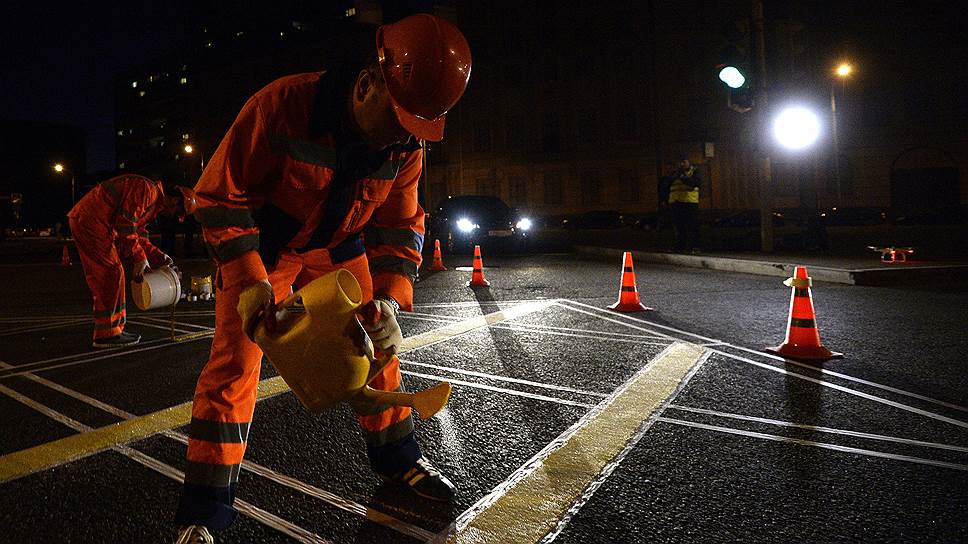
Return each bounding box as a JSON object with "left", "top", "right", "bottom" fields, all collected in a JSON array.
[{"left": 91, "top": 340, "right": 140, "bottom": 349}]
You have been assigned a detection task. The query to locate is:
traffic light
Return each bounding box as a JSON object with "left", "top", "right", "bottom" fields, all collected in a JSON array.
[{"left": 717, "top": 19, "right": 754, "bottom": 113}]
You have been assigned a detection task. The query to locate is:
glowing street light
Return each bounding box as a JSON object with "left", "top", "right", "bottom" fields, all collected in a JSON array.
[
  {"left": 52, "top": 162, "right": 75, "bottom": 206},
  {"left": 183, "top": 144, "right": 194, "bottom": 154},
  {"left": 773, "top": 106, "right": 821, "bottom": 150},
  {"left": 835, "top": 63, "right": 852, "bottom": 77},
  {"left": 831, "top": 62, "right": 854, "bottom": 205},
  {"left": 718, "top": 65, "right": 746, "bottom": 89}
]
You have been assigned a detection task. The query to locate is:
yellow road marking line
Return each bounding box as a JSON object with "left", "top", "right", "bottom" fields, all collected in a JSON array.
[
  {"left": 443, "top": 341, "right": 707, "bottom": 544},
  {"left": 0, "top": 299, "right": 555, "bottom": 483}
]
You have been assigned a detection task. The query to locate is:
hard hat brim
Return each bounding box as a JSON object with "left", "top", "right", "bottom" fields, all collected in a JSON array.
[{"left": 390, "top": 99, "right": 446, "bottom": 142}]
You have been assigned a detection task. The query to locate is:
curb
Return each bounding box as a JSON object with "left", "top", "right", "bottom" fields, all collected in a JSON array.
[{"left": 574, "top": 246, "right": 968, "bottom": 286}]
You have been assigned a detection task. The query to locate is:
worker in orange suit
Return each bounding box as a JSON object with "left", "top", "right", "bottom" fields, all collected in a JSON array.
[
  {"left": 67, "top": 174, "right": 186, "bottom": 348},
  {"left": 173, "top": 14, "right": 471, "bottom": 543}
]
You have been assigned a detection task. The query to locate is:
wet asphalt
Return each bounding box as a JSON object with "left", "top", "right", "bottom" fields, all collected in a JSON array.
[{"left": 0, "top": 242, "right": 966, "bottom": 543}]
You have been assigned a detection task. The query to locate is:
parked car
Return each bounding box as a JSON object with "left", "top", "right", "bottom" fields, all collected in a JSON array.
[{"left": 426, "top": 195, "right": 534, "bottom": 253}]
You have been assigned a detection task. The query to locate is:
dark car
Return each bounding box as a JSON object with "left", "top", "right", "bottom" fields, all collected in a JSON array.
[{"left": 426, "top": 195, "right": 534, "bottom": 253}]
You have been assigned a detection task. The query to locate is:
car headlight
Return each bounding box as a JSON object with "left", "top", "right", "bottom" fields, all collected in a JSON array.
[
  {"left": 456, "top": 218, "right": 477, "bottom": 232},
  {"left": 515, "top": 217, "right": 533, "bottom": 231}
]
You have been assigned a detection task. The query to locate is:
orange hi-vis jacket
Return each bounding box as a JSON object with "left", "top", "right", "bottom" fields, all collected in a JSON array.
[
  {"left": 68, "top": 174, "right": 167, "bottom": 264},
  {"left": 193, "top": 71, "right": 425, "bottom": 309}
]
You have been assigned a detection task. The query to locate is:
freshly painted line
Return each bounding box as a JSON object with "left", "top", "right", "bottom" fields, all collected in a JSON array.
[
  {"left": 538, "top": 350, "right": 713, "bottom": 544},
  {"left": 658, "top": 417, "right": 968, "bottom": 472},
  {"left": 563, "top": 298, "right": 968, "bottom": 414},
  {"left": 403, "top": 370, "right": 595, "bottom": 408},
  {"left": 125, "top": 319, "right": 196, "bottom": 335},
  {"left": 136, "top": 316, "right": 214, "bottom": 331},
  {"left": 436, "top": 342, "right": 707, "bottom": 544},
  {"left": 399, "top": 359, "right": 609, "bottom": 399},
  {"left": 0, "top": 300, "right": 555, "bottom": 483},
  {"left": 667, "top": 404, "right": 968, "bottom": 453},
  {"left": 0, "top": 378, "right": 329, "bottom": 541},
  {"left": 0, "top": 362, "right": 431, "bottom": 540},
  {"left": 406, "top": 310, "right": 669, "bottom": 340},
  {"left": 557, "top": 300, "right": 968, "bottom": 430}
]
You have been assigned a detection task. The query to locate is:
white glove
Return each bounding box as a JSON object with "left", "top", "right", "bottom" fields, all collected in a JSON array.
[
  {"left": 237, "top": 279, "right": 276, "bottom": 340},
  {"left": 361, "top": 298, "right": 403, "bottom": 355},
  {"left": 133, "top": 260, "right": 149, "bottom": 282},
  {"left": 161, "top": 253, "right": 174, "bottom": 267}
]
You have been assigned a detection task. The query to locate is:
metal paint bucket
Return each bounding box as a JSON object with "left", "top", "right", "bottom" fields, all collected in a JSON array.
[{"left": 131, "top": 266, "right": 182, "bottom": 310}]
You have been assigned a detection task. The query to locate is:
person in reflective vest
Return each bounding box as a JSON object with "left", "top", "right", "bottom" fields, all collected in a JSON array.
[
  {"left": 667, "top": 157, "right": 702, "bottom": 251},
  {"left": 173, "top": 14, "right": 472, "bottom": 542},
  {"left": 67, "top": 174, "right": 183, "bottom": 348}
]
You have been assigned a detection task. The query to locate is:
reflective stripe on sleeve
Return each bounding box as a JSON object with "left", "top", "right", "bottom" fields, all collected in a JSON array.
[
  {"left": 195, "top": 207, "right": 257, "bottom": 229},
  {"left": 369, "top": 255, "right": 418, "bottom": 284},
  {"left": 363, "top": 227, "right": 424, "bottom": 252}
]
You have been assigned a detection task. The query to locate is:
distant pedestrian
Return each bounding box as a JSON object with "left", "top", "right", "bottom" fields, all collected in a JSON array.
[{"left": 667, "top": 156, "right": 702, "bottom": 252}]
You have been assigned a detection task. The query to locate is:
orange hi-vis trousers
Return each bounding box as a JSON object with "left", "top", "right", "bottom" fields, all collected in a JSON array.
[
  {"left": 68, "top": 217, "right": 127, "bottom": 340},
  {"left": 176, "top": 248, "right": 417, "bottom": 529}
]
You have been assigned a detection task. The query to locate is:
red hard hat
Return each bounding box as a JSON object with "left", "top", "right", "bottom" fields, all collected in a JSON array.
[{"left": 376, "top": 14, "right": 472, "bottom": 142}]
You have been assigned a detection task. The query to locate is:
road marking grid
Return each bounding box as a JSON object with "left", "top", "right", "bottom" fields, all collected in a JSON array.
[{"left": 1, "top": 296, "right": 966, "bottom": 543}]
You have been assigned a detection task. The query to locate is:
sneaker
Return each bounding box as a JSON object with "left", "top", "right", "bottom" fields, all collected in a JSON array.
[
  {"left": 92, "top": 331, "right": 141, "bottom": 349},
  {"left": 381, "top": 457, "right": 456, "bottom": 502},
  {"left": 175, "top": 525, "right": 214, "bottom": 544}
]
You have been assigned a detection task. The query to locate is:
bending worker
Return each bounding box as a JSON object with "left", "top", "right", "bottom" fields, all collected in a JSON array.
[
  {"left": 67, "top": 174, "right": 185, "bottom": 348},
  {"left": 174, "top": 14, "right": 471, "bottom": 543}
]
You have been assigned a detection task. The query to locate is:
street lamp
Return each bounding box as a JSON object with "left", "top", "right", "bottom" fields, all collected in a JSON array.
[
  {"left": 53, "top": 162, "right": 75, "bottom": 207},
  {"left": 831, "top": 62, "right": 852, "bottom": 205}
]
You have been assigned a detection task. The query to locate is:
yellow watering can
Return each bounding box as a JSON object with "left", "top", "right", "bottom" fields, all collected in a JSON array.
[{"left": 251, "top": 269, "right": 451, "bottom": 420}]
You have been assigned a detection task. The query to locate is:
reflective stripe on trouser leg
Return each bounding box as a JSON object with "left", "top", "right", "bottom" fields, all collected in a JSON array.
[
  {"left": 175, "top": 256, "right": 301, "bottom": 530},
  {"left": 70, "top": 217, "right": 126, "bottom": 340}
]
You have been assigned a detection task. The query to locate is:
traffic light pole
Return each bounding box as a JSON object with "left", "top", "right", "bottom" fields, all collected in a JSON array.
[{"left": 752, "top": 0, "right": 774, "bottom": 252}]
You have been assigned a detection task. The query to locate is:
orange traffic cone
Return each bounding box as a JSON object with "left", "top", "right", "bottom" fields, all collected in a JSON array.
[
  {"left": 60, "top": 245, "right": 72, "bottom": 267},
  {"left": 765, "top": 266, "right": 843, "bottom": 362},
  {"left": 608, "top": 252, "right": 653, "bottom": 312},
  {"left": 430, "top": 239, "right": 447, "bottom": 271},
  {"left": 467, "top": 245, "right": 489, "bottom": 287}
]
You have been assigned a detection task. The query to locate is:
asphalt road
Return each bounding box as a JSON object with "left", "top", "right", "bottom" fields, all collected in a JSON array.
[{"left": 0, "top": 246, "right": 966, "bottom": 543}]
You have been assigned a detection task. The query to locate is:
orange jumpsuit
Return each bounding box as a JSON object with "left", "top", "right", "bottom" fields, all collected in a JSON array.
[
  {"left": 175, "top": 71, "right": 426, "bottom": 529},
  {"left": 67, "top": 175, "right": 167, "bottom": 340}
]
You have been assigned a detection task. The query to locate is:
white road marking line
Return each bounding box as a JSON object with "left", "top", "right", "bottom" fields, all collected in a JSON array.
[
  {"left": 404, "top": 314, "right": 670, "bottom": 346},
  {"left": 137, "top": 316, "right": 214, "bottom": 331},
  {"left": 0, "top": 360, "right": 433, "bottom": 541},
  {"left": 399, "top": 359, "right": 608, "bottom": 399},
  {"left": 557, "top": 300, "right": 968, "bottom": 430},
  {"left": 563, "top": 298, "right": 968, "bottom": 414},
  {"left": 0, "top": 336, "right": 207, "bottom": 380},
  {"left": 404, "top": 311, "right": 670, "bottom": 342},
  {"left": 0, "top": 318, "right": 89, "bottom": 337},
  {"left": 403, "top": 370, "right": 595, "bottom": 408},
  {"left": 658, "top": 417, "right": 968, "bottom": 472},
  {"left": 667, "top": 404, "right": 968, "bottom": 453},
  {"left": 126, "top": 319, "right": 195, "bottom": 335},
  {"left": 0, "top": 379, "right": 330, "bottom": 542},
  {"left": 538, "top": 350, "right": 713, "bottom": 544}
]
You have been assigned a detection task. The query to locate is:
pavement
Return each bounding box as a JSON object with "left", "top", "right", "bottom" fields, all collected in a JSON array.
[{"left": 1, "top": 237, "right": 966, "bottom": 543}]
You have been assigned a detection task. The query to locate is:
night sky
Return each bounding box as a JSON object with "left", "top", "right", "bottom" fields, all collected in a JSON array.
[{"left": 0, "top": 3, "right": 196, "bottom": 173}]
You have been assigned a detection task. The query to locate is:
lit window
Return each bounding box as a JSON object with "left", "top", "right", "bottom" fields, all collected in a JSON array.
[
  {"left": 182, "top": 133, "right": 190, "bottom": 141},
  {"left": 131, "top": 81, "right": 138, "bottom": 88},
  {"left": 119, "top": 162, "right": 126, "bottom": 169},
  {"left": 148, "top": 75, "right": 154, "bottom": 82},
  {"left": 127, "top": 128, "right": 133, "bottom": 134},
  {"left": 139, "top": 90, "right": 146, "bottom": 97},
  {"left": 180, "top": 77, "right": 188, "bottom": 84},
  {"left": 345, "top": 8, "right": 356, "bottom": 17},
  {"left": 117, "top": 130, "right": 124, "bottom": 136}
]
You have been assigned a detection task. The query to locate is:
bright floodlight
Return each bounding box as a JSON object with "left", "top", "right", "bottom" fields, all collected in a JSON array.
[
  {"left": 718, "top": 66, "right": 746, "bottom": 89},
  {"left": 516, "top": 217, "right": 533, "bottom": 231},
  {"left": 836, "top": 63, "right": 852, "bottom": 77},
  {"left": 183, "top": 144, "right": 194, "bottom": 154},
  {"left": 53, "top": 163, "right": 65, "bottom": 173},
  {"left": 773, "top": 106, "right": 821, "bottom": 150}
]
